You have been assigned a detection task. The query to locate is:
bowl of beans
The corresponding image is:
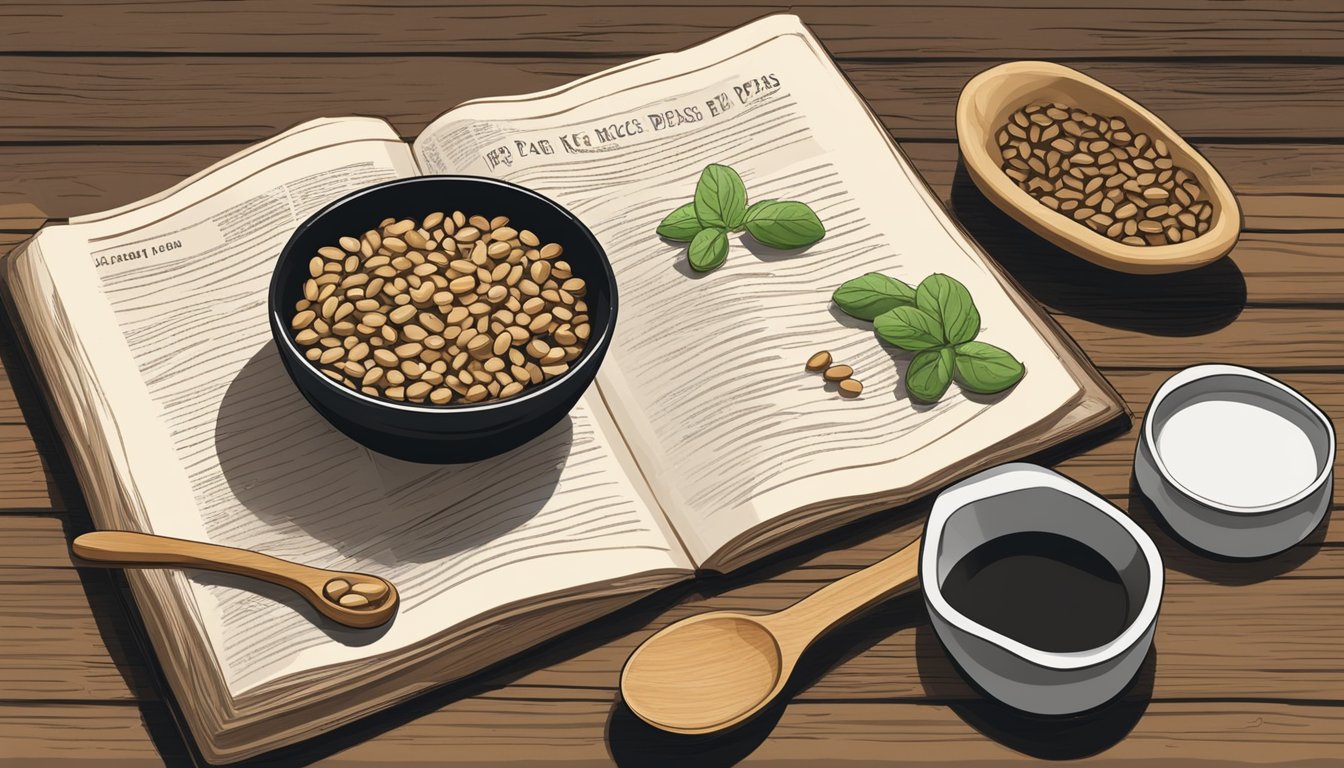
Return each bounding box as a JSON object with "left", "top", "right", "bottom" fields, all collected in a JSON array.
[
  {"left": 956, "top": 61, "right": 1242, "bottom": 274},
  {"left": 268, "top": 175, "right": 616, "bottom": 463}
]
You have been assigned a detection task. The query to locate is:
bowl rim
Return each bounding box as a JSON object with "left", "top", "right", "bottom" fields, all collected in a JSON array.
[
  {"left": 1142, "top": 364, "right": 1336, "bottom": 515},
  {"left": 955, "top": 59, "right": 1243, "bottom": 274},
  {"left": 268, "top": 174, "right": 617, "bottom": 414},
  {"left": 921, "top": 463, "right": 1165, "bottom": 671}
]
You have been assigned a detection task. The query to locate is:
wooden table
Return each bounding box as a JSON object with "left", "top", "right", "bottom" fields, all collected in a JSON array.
[{"left": 2, "top": 3, "right": 1342, "bottom": 765}]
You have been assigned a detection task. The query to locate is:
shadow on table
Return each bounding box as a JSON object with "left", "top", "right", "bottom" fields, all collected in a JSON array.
[
  {"left": 916, "top": 624, "right": 1156, "bottom": 761},
  {"left": 948, "top": 158, "right": 1246, "bottom": 337}
]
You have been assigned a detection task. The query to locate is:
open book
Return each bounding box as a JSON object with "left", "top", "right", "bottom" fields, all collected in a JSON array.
[{"left": 3, "top": 15, "right": 1123, "bottom": 764}]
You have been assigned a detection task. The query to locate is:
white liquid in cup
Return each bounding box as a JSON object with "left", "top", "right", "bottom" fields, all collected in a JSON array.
[{"left": 1156, "top": 393, "right": 1322, "bottom": 510}]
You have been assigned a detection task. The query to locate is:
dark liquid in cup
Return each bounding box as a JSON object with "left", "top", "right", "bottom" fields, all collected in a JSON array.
[{"left": 941, "top": 532, "right": 1131, "bottom": 653}]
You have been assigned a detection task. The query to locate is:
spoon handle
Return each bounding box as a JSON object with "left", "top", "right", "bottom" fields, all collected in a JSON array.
[
  {"left": 72, "top": 530, "right": 318, "bottom": 589},
  {"left": 766, "top": 537, "right": 922, "bottom": 652}
]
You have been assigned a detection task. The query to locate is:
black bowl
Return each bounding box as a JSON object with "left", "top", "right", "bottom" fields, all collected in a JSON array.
[{"left": 268, "top": 175, "right": 617, "bottom": 463}]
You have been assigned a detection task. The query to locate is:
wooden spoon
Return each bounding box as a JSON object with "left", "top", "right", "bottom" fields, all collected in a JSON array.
[
  {"left": 72, "top": 530, "right": 399, "bottom": 629},
  {"left": 620, "top": 538, "right": 921, "bottom": 734}
]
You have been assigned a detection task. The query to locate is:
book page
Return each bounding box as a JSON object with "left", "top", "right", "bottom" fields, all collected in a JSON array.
[
  {"left": 29, "top": 117, "right": 689, "bottom": 697},
  {"left": 413, "top": 15, "right": 1084, "bottom": 563}
]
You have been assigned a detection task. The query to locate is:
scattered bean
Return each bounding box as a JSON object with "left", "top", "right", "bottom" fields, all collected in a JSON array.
[
  {"left": 823, "top": 365, "right": 854, "bottom": 382},
  {"left": 838, "top": 379, "right": 864, "bottom": 397}
]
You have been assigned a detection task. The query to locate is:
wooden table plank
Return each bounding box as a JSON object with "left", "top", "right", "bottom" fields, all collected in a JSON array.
[
  {"left": 0, "top": 424, "right": 69, "bottom": 511},
  {"left": 0, "top": 703, "right": 185, "bottom": 767},
  {"left": 7, "top": 699, "right": 1344, "bottom": 767},
  {"left": 0, "top": 203, "right": 46, "bottom": 231},
  {"left": 3, "top": 1, "right": 1342, "bottom": 59},
  {"left": 1059, "top": 309, "right": 1343, "bottom": 370},
  {"left": 0, "top": 502, "right": 149, "bottom": 702},
  {"left": 3, "top": 58, "right": 1344, "bottom": 142},
  {"left": 0, "top": 351, "right": 26, "bottom": 426},
  {"left": 0, "top": 573, "right": 157, "bottom": 702},
  {"left": 264, "top": 699, "right": 1344, "bottom": 766}
]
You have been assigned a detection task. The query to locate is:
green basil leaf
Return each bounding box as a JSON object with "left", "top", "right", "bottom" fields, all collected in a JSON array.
[
  {"left": 832, "top": 272, "right": 916, "bottom": 320},
  {"left": 873, "top": 305, "right": 946, "bottom": 350},
  {"left": 743, "top": 200, "right": 826, "bottom": 249},
  {"left": 953, "top": 341, "right": 1026, "bottom": 394},
  {"left": 915, "top": 273, "right": 980, "bottom": 345},
  {"left": 655, "top": 202, "right": 701, "bottom": 241},
  {"left": 906, "top": 347, "right": 955, "bottom": 402},
  {"left": 693, "top": 164, "right": 748, "bottom": 230},
  {"left": 687, "top": 227, "right": 729, "bottom": 272}
]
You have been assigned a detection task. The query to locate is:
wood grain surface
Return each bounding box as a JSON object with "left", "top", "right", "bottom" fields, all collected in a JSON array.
[
  {"left": 2, "top": 58, "right": 1342, "bottom": 142},
  {"left": 0, "top": 2, "right": 1341, "bottom": 766},
  {"left": 2, "top": 1, "right": 1341, "bottom": 58}
]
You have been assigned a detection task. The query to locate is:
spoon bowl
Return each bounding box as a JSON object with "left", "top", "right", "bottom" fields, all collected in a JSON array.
[
  {"left": 620, "top": 538, "right": 921, "bottom": 734},
  {"left": 621, "top": 613, "right": 785, "bottom": 734}
]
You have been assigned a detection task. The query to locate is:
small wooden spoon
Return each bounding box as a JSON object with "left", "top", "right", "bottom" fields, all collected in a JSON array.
[
  {"left": 72, "top": 530, "right": 398, "bottom": 629},
  {"left": 620, "top": 538, "right": 921, "bottom": 734}
]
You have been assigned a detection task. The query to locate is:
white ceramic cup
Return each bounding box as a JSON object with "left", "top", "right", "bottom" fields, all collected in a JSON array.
[
  {"left": 1135, "top": 364, "right": 1335, "bottom": 559},
  {"left": 922, "top": 463, "right": 1164, "bottom": 715}
]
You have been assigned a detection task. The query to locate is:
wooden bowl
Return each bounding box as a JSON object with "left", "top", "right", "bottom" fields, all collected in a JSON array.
[{"left": 956, "top": 61, "right": 1241, "bottom": 274}]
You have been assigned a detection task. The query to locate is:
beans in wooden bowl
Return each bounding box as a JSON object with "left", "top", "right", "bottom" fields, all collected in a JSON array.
[{"left": 996, "top": 102, "right": 1214, "bottom": 247}]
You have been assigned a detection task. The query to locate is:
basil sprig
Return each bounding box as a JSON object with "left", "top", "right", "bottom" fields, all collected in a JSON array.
[
  {"left": 657, "top": 163, "right": 825, "bottom": 272},
  {"left": 833, "top": 272, "right": 1025, "bottom": 402}
]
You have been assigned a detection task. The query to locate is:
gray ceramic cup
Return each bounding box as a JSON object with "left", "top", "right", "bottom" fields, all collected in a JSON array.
[
  {"left": 1134, "top": 364, "right": 1335, "bottom": 559},
  {"left": 922, "top": 463, "right": 1164, "bottom": 716}
]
